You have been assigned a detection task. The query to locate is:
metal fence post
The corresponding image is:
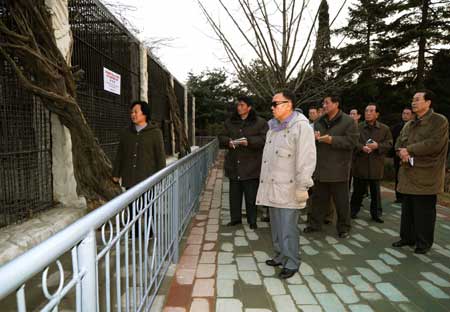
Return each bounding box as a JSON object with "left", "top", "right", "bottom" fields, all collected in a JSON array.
[
  {"left": 78, "top": 230, "right": 98, "bottom": 312},
  {"left": 172, "top": 167, "right": 180, "bottom": 264}
]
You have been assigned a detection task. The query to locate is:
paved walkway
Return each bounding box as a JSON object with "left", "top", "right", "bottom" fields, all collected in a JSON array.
[{"left": 162, "top": 152, "right": 450, "bottom": 312}]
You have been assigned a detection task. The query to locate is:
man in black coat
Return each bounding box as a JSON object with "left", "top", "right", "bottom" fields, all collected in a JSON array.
[
  {"left": 219, "top": 96, "right": 269, "bottom": 229},
  {"left": 390, "top": 107, "right": 413, "bottom": 202}
]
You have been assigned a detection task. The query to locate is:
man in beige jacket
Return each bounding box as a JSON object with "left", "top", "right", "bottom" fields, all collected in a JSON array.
[{"left": 256, "top": 90, "right": 316, "bottom": 279}]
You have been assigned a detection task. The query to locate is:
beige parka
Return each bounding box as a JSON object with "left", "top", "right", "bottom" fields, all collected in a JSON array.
[{"left": 256, "top": 112, "right": 316, "bottom": 209}]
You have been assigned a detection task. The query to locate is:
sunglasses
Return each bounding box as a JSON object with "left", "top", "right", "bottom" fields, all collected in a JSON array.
[{"left": 271, "top": 100, "right": 289, "bottom": 107}]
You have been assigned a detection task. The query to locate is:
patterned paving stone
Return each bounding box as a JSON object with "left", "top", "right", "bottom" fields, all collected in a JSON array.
[
  {"left": 331, "top": 284, "right": 359, "bottom": 304},
  {"left": 304, "top": 276, "right": 327, "bottom": 293},
  {"left": 349, "top": 304, "right": 374, "bottom": 312},
  {"left": 378, "top": 253, "right": 401, "bottom": 266},
  {"left": 192, "top": 278, "right": 215, "bottom": 297},
  {"left": 355, "top": 267, "right": 382, "bottom": 283},
  {"left": 347, "top": 275, "right": 374, "bottom": 292},
  {"left": 218, "top": 252, "right": 234, "bottom": 264},
  {"left": 302, "top": 245, "right": 319, "bottom": 256},
  {"left": 189, "top": 298, "right": 209, "bottom": 312},
  {"left": 288, "top": 285, "right": 318, "bottom": 304},
  {"left": 234, "top": 237, "right": 249, "bottom": 246},
  {"left": 253, "top": 251, "right": 270, "bottom": 263},
  {"left": 375, "top": 282, "right": 408, "bottom": 302},
  {"left": 216, "top": 298, "right": 243, "bottom": 312},
  {"left": 366, "top": 260, "right": 393, "bottom": 274},
  {"left": 236, "top": 256, "right": 258, "bottom": 271},
  {"left": 221, "top": 242, "right": 233, "bottom": 252},
  {"left": 239, "top": 271, "right": 262, "bottom": 285},
  {"left": 257, "top": 263, "right": 276, "bottom": 277},
  {"left": 196, "top": 264, "right": 216, "bottom": 278},
  {"left": 321, "top": 268, "right": 343, "bottom": 283},
  {"left": 217, "top": 264, "right": 238, "bottom": 280},
  {"left": 263, "top": 277, "right": 286, "bottom": 295},
  {"left": 272, "top": 295, "right": 297, "bottom": 312},
  {"left": 217, "top": 279, "right": 235, "bottom": 297},
  {"left": 316, "top": 293, "right": 346, "bottom": 312},
  {"left": 417, "top": 281, "right": 450, "bottom": 299},
  {"left": 300, "top": 262, "right": 315, "bottom": 276},
  {"left": 297, "top": 305, "right": 322, "bottom": 312}
]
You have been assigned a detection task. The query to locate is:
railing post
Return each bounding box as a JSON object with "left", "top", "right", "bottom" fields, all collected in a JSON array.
[
  {"left": 172, "top": 167, "right": 180, "bottom": 264},
  {"left": 78, "top": 230, "right": 98, "bottom": 312}
]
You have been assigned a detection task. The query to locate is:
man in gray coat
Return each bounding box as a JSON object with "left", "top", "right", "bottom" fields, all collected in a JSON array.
[
  {"left": 304, "top": 95, "right": 358, "bottom": 238},
  {"left": 256, "top": 90, "right": 316, "bottom": 279}
]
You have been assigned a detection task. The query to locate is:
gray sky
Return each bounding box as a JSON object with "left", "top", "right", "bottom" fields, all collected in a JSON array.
[{"left": 107, "top": 0, "right": 353, "bottom": 84}]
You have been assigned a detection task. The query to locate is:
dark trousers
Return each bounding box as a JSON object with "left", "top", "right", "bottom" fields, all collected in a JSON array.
[
  {"left": 309, "top": 181, "right": 351, "bottom": 233},
  {"left": 394, "top": 156, "right": 403, "bottom": 201},
  {"left": 229, "top": 179, "right": 259, "bottom": 225},
  {"left": 400, "top": 194, "right": 437, "bottom": 249},
  {"left": 350, "top": 177, "right": 382, "bottom": 218}
]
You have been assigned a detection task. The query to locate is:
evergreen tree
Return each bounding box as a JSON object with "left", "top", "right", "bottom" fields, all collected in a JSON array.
[
  {"left": 312, "top": 0, "right": 332, "bottom": 81},
  {"left": 385, "top": 0, "right": 450, "bottom": 88}
]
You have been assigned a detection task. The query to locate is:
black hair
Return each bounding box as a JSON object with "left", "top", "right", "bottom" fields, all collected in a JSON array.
[
  {"left": 403, "top": 106, "right": 413, "bottom": 112},
  {"left": 237, "top": 96, "right": 254, "bottom": 107},
  {"left": 276, "top": 89, "right": 296, "bottom": 109},
  {"left": 415, "top": 89, "right": 435, "bottom": 103},
  {"left": 324, "top": 95, "right": 341, "bottom": 105},
  {"left": 367, "top": 102, "right": 380, "bottom": 113},
  {"left": 130, "top": 100, "right": 150, "bottom": 122},
  {"left": 309, "top": 105, "right": 318, "bottom": 111}
]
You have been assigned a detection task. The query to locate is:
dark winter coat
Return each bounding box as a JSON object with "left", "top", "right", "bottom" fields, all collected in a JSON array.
[
  {"left": 313, "top": 110, "right": 359, "bottom": 182},
  {"left": 112, "top": 122, "right": 166, "bottom": 188},
  {"left": 219, "top": 109, "right": 268, "bottom": 180},
  {"left": 396, "top": 109, "right": 449, "bottom": 195},
  {"left": 352, "top": 121, "right": 393, "bottom": 180}
]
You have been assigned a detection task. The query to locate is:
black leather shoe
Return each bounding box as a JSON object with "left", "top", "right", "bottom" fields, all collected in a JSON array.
[
  {"left": 372, "top": 217, "right": 384, "bottom": 223},
  {"left": 227, "top": 220, "right": 242, "bottom": 226},
  {"left": 351, "top": 213, "right": 357, "bottom": 219},
  {"left": 338, "top": 232, "right": 350, "bottom": 238},
  {"left": 249, "top": 223, "right": 258, "bottom": 230},
  {"left": 324, "top": 220, "right": 331, "bottom": 225},
  {"left": 265, "top": 259, "right": 282, "bottom": 267},
  {"left": 392, "top": 240, "right": 415, "bottom": 248},
  {"left": 303, "top": 226, "right": 318, "bottom": 233},
  {"left": 414, "top": 247, "right": 430, "bottom": 254},
  {"left": 279, "top": 268, "right": 297, "bottom": 279}
]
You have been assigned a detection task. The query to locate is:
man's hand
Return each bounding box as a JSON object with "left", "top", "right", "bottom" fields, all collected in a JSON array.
[
  {"left": 238, "top": 139, "right": 248, "bottom": 146},
  {"left": 295, "top": 189, "right": 309, "bottom": 208},
  {"left": 314, "top": 131, "right": 321, "bottom": 140},
  {"left": 112, "top": 177, "right": 120, "bottom": 183},
  {"left": 366, "top": 142, "right": 378, "bottom": 150},
  {"left": 318, "top": 135, "right": 332, "bottom": 144},
  {"left": 362, "top": 145, "right": 372, "bottom": 154},
  {"left": 398, "top": 148, "right": 410, "bottom": 162},
  {"left": 228, "top": 140, "right": 236, "bottom": 149}
]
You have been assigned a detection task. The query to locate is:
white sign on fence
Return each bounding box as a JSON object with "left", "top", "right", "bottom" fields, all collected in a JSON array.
[{"left": 103, "top": 67, "right": 121, "bottom": 95}]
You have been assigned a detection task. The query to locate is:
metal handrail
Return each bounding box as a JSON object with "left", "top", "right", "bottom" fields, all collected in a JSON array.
[{"left": 0, "top": 137, "right": 218, "bottom": 311}]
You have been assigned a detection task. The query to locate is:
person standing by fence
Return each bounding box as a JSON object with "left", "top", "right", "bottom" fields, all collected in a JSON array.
[
  {"left": 257, "top": 90, "right": 316, "bottom": 279},
  {"left": 112, "top": 100, "right": 166, "bottom": 188},
  {"left": 219, "top": 96, "right": 268, "bottom": 230}
]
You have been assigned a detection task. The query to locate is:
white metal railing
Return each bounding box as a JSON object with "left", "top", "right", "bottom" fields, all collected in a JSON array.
[{"left": 0, "top": 138, "right": 218, "bottom": 311}]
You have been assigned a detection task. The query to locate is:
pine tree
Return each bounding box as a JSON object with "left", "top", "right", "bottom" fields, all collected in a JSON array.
[
  {"left": 312, "top": 0, "right": 332, "bottom": 81},
  {"left": 385, "top": 0, "right": 450, "bottom": 88}
]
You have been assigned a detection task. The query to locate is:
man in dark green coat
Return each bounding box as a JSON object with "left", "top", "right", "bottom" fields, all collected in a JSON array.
[
  {"left": 350, "top": 103, "right": 393, "bottom": 223},
  {"left": 392, "top": 90, "right": 449, "bottom": 254},
  {"left": 112, "top": 100, "right": 166, "bottom": 189},
  {"left": 304, "top": 95, "right": 358, "bottom": 238},
  {"left": 219, "top": 96, "right": 268, "bottom": 229}
]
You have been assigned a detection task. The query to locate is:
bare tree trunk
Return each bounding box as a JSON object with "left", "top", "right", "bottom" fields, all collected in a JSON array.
[{"left": 0, "top": 0, "right": 121, "bottom": 203}]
